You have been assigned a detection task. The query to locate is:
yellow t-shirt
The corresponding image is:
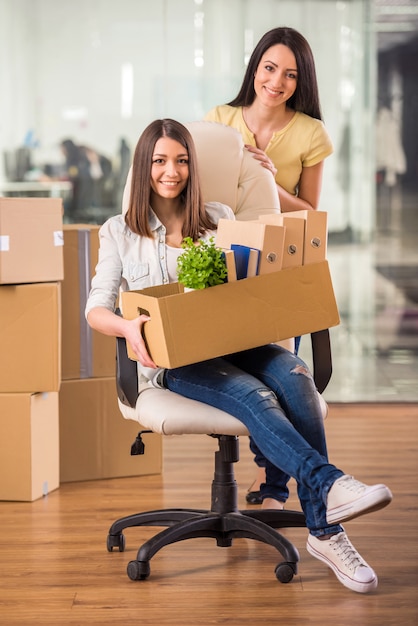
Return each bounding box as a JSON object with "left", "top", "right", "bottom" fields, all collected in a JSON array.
[{"left": 204, "top": 105, "right": 333, "bottom": 196}]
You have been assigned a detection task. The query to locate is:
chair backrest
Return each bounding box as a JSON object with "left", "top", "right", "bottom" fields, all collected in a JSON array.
[{"left": 122, "top": 121, "right": 281, "bottom": 219}]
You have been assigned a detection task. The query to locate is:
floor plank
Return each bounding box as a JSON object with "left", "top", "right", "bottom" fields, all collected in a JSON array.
[{"left": 0, "top": 403, "right": 417, "bottom": 625}]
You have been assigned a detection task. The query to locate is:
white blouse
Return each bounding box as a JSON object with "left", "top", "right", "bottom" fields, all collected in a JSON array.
[{"left": 165, "top": 244, "right": 184, "bottom": 282}]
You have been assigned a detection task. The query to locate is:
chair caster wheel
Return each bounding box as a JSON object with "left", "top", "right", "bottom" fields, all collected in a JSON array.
[
  {"left": 275, "top": 562, "right": 296, "bottom": 583},
  {"left": 127, "top": 560, "right": 150, "bottom": 581},
  {"left": 107, "top": 533, "right": 125, "bottom": 552}
]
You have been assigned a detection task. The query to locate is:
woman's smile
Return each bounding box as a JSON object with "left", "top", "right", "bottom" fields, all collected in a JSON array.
[{"left": 264, "top": 85, "right": 284, "bottom": 97}]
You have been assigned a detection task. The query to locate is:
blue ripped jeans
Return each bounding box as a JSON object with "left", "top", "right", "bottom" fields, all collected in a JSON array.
[
  {"left": 250, "top": 334, "right": 302, "bottom": 503},
  {"left": 164, "top": 344, "right": 344, "bottom": 536}
]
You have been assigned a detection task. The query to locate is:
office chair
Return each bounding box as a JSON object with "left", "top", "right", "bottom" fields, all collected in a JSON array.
[{"left": 107, "top": 121, "right": 332, "bottom": 583}]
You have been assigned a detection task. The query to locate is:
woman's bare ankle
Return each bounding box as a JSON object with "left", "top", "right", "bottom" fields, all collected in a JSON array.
[{"left": 261, "top": 497, "right": 285, "bottom": 510}]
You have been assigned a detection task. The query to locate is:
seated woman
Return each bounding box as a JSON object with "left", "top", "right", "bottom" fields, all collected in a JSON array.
[{"left": 85, "top": 118, "right": 392, "bottom": 594}]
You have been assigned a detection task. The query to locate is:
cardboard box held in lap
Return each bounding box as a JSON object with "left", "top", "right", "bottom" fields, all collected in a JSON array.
[{"left": 121, "top": 261, "right": 340, "bottom": 369}]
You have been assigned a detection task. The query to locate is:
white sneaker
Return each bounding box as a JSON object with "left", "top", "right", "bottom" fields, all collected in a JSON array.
[
  {"left": 307, "top": 532, "right": 378, "bottom": 593},
  {"left": 326, "top": 475, "right": 392, "bottom": 525}
]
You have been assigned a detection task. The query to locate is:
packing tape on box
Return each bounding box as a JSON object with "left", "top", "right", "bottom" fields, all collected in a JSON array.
[
  {"left": 0, "top": 235, "right": 10, "bottom": 251},
  {"left": 78, "top": 229, "right": 93, "bottom": 378}
]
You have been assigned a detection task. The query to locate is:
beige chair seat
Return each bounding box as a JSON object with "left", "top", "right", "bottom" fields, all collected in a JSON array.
[
  {"left": 118, "top": 384, "right": 327, "bottom": 436},
  {"left": 118, "top": 388, "right": 249, "bottom": 436}
]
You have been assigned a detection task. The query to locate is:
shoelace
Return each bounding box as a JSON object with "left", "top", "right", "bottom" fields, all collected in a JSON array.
[
  {"left": 337, "top": 475, "right": 366, "bottom": 494},
  {"left": 330, "top": 534, "right": 365, "bottom": 572}
]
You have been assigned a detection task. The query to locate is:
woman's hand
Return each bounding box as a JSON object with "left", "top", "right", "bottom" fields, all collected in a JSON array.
[
  {"left": 245, "top": 144, "right": 277, "bottom": 177},
  {"left": 124, "top": 315, "right": 157, "bottom": 368},
  {"left": 87, "top": 306, "right": 158, "bottom": 368}
]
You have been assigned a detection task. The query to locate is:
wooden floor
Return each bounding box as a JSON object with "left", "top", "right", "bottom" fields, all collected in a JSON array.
[{"left": 1, "top": 404, "right": 417, "bottom": 625}]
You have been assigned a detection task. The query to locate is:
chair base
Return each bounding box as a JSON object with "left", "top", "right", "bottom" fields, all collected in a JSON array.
[{"left": 107, "top": 435, "right": 306, "bottom": 583}]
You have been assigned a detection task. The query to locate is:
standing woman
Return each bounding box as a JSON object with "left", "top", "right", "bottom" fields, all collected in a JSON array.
[
  {"left": 205, "top": 26, "right": 333, "bottom": 212},
  {"left": 205, "top": 26, "right": 333, "bottom": 508}
]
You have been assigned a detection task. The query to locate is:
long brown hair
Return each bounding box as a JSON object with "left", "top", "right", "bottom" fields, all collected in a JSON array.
[
  {"left": 228, "top": 27, "right": 323, "bottom": 120},
  {"left": 125, "top": 119, "right": 217, "bottom": 239}
]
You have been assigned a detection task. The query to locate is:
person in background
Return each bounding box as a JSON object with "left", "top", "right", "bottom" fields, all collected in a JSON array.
[
  {"left": 85, "top": 118, "right": 392, "bottom": 594},
  {"left": 60, "top": 139, "right": 112, "bottom": 217},
  {"left": 205, "top": 26, "right": 333, "bottom": 509},
  {"left": 113, "top": 137, "right": 132, "bottom": 210},
  {"left": 60, "top": 139, "right": 91, "bottom": 216}
]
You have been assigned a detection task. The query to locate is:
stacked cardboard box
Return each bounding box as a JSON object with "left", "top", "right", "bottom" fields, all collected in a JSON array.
[
  {"left": 59, "top": 225, "right": 162, "bottom": 483},
  {"left": 0, "top": 205, "right": 162, "bottom": 500},
  {"left": 0, "top": 198, "right": 63, "bottom": 501}
]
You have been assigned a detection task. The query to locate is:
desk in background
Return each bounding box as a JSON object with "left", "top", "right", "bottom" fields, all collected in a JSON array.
[{"left": 0, "top": 181, "right": 72, "bottom": 199}]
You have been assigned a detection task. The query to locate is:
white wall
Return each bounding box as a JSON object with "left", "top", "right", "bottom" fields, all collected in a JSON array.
[
  {"left": 0, "top": 0, "right": 38, "bottom": 171},
  {"left": 0, "top": 0, "right": 376, "bottom": 238}
]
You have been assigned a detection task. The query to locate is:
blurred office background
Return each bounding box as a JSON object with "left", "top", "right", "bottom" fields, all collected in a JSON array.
[{"left": 0, "top": 0, "right": 417, "bottom": 403}]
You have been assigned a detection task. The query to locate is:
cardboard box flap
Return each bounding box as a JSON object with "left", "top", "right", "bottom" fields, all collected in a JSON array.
[{"left": 134, "top": 282, "right": 183, "bottom": 299}]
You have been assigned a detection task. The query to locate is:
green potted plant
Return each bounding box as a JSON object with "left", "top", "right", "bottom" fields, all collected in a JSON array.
[{"left": 177, "top": 236, "right": 228, "bottom": 290}]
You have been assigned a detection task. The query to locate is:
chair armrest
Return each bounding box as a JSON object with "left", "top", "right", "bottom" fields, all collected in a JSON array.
[
  {"left": 115, "top": 309, "right": 139, "bottom": 408},
  {"left": 311, "top": 329, "right": 332, "bottom": 394}
]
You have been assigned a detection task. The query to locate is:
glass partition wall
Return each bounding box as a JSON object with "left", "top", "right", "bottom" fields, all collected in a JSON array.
[{"left": 0, "top": 0, "right": 417, "bottom": 402}]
